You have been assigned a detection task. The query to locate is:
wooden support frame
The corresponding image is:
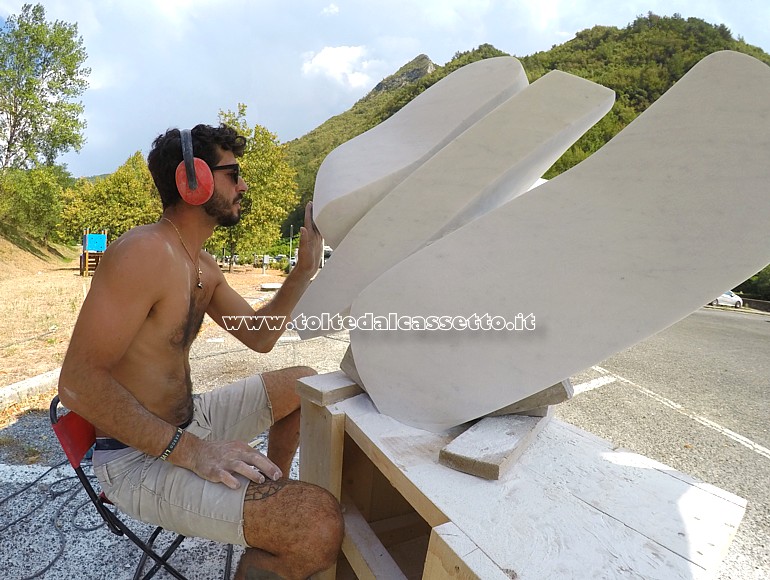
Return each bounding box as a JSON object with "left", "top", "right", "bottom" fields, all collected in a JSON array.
[
  {"left": 298, "top": 372, "right": 746, "bottom": 580},
  {"left": 298, "top": 385, "right": 347, "bottom": 580}
]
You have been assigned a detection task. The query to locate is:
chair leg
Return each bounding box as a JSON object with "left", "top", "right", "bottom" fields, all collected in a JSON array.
[
  {"left": 137, "top": 530, "right": 186, "bottom": 580},
  {"left": 126, "top": 522, "right": 234, "bottom": 580},
  {"left": 224, "top": 544, "right": 234, "bottom": 579},
  {"left": 141, "top": 539, "right": 233, "bottom": 580},
  {"left": 133, "top": 527, "right": 164, "bottom": 580}
]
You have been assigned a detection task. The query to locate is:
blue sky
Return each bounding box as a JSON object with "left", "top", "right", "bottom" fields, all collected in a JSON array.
[{"left": 1, "top": 0, "right": 767, "bottom": 177}]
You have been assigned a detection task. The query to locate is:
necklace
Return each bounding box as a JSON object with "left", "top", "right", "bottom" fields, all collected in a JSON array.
[{"left": 161, "top": 217, "right": 203, "bottom": 289}]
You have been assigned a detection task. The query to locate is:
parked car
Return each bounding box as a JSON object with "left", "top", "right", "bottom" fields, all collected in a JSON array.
[{"left": 710, "top": 291, "right": 743, "bottom": 308}]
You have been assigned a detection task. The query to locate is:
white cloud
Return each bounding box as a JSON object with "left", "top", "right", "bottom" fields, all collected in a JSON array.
[
  {"left": 86, "top": 59, "right": 124, "bottom": 91},
  {"left": 301, "top": 46, "right": 378, "bottom": 89},
  {"left": 321, "top": 3, "right": 339, "bottom": 16},
  {"left": 519, "top": 0, "right": 579, "bottom": 32},
  {"left": 419, "top": 0, "right": 492, "bottom": 29}
]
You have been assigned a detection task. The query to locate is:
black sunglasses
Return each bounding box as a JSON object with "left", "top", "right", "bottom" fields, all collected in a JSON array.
[{"left": 210, "top": 163, "right": 241, "bottom": 184}]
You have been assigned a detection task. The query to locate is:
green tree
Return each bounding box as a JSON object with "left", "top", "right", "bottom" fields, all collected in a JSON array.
[
  {"left": 0, "top": 164, "right": 70, "bottom": 241},
  {"left": 207, "top": 104, "right": 299, "bottom": 260},
  {"left": 736, "top": 265, "right": 770, "bottom": 301},
  {"left": 0, "top": 3, "right": 90, "bottom": 169},
  {"left": 59, "top": 152, "right": 161, "bottom": 243}
]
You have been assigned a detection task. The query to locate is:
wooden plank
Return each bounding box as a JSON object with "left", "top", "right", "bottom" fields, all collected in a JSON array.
[
  {"left": 488, "top": 380, "right": 573, "bottom": 416},
  {"left": 340, "top": 492, "right": 407, "bottom": 580},
  {"left": 298, "top": 399, "right": 345, "bottom": 499},
  {"left": 512, "top": 405, "right": 549, "bottom": 417},
  {"left": 423, "top": 522, "right": 511, "bottom": 579},
  {"left": 297, "top": 370, "right": 362, "bottom": 406},
  {"left": 438, "top": 410, "right": 552, "bottom": 480},
  {"left": 520, "top": 423, "right": 747, "bottom": 575}
]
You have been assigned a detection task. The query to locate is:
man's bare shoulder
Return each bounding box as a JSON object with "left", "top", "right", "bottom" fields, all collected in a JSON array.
[
  {"left": 200, "top": 250, "right": 226, "bottom": 283},
  {"left": 107, "top": 223, "right": 170, "bottom": 256},
  {"left": 94, "top": 223, "right": 173, "bottom": 287}
]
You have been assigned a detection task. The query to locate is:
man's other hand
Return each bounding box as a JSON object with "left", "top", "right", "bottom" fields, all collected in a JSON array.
[
  {"left": 188, "top": 439, "right": 282, "bottom": 490},
  {"left": 294, "top": 202, "right": 323, "bottom": 278}
]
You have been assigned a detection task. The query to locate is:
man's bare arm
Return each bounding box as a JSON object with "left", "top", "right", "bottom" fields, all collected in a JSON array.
[{"left": 207, "top": 202, "right": 323, "bottom": 351}]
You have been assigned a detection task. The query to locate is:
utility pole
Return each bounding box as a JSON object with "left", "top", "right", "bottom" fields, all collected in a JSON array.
[{"left": 288, "top": 225, "right": 294, "bottom": 273}]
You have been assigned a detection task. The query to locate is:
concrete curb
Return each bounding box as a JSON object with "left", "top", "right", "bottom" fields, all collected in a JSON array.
[
  {"left": 0, "top": 367, "right": 60, "bottom": 410},
  {"left": 704, "top": 304, "right": 769, "bottom": 316}
]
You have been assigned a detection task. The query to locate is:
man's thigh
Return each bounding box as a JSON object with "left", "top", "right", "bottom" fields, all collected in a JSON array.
[
  {"left": 194, "top": 373, "right": 274, "bottom": 442},
  {"left": 95, "top": 449, "right": 253, "bottom": 546}
]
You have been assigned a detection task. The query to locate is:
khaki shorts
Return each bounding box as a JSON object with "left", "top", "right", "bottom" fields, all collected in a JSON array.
[{"left": 92, "top": 374, "right": 273, "bottom": 546}]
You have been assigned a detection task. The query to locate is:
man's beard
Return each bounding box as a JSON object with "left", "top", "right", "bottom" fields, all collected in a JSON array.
[{"left": 203, "top": 191, "right": 241, "bottom": 227}]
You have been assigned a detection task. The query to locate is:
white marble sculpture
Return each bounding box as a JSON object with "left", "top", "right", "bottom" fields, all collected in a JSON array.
[
  {"left": 306, "top": 51, "right": 770, "bottom": 432},
  {"left": 313, "top": 56, "right": 528, "bottom": 249},
  {"left": 294, "top": 70, "right": 615, "bottom": 337}
]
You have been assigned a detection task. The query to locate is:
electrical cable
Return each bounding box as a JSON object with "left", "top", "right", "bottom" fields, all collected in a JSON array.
[
  {"left": 0, "top": 459, "right": 67, "bottom": 533},
  {"left": 21, "top": 484, "right": 81, "bottom": 580},
  {"left": 0, "top": 455, "right": 109, "bottom": 579}
]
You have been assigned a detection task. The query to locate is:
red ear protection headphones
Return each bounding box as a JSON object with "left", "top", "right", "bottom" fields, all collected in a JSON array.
[{"left": 175, "top": 128, "right": 214, "bottom": 205}]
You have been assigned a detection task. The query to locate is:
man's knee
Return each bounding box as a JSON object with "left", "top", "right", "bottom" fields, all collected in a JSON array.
[
  {"left": 284, "top": 365, "right": 317, "bottom": 381},
  {"left": 263, "top": 366, "right": 316, "bottom": 391},
  {"left": 263, "top": 366, "right": 316, "bottom": 418},
  {"left": 242, "top": 480, "right": 343, "bottom": 572},
  {"left": 310, "top": 486, "right": 344, "bottom": 568}
]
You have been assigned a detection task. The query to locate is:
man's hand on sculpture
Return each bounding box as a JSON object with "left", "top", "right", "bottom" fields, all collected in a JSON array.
[
  {"left": 294, "top": 202, "right": 323, "bottom": 277},
  {"left": 187, "top": 439, "right": 282, "bottom": 490}
]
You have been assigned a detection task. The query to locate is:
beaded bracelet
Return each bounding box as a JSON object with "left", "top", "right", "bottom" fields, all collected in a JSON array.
[{"left": 159, "top": 427, "right": 184, "bottom": 461}]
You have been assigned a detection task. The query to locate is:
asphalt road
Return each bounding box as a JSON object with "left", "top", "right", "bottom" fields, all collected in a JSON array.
[{"left": 556, "top": 306, "right": 770, "bottom": 580}]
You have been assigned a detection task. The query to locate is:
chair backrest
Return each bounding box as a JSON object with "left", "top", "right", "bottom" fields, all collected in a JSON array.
[
  {"left": 50, "top": 395, "right": 96, "bottom": 469},
  {"left": 49, "top": 394, "right": 128, "bottom": 536}
]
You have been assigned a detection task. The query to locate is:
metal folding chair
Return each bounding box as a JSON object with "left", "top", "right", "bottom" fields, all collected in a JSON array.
[{"left": 49, "top": 395, "right": 234, "bottom": 580}]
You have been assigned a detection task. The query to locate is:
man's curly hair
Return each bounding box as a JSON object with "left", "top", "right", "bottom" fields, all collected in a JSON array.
[{"left": 147, "top": 124, "right": 247, "bottom": 209}]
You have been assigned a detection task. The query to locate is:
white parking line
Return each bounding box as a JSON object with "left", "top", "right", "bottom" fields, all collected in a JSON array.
[
  {"left": 576, "top": 366, "right": 770, "bottom": 460},
  {"left": 572, "top": 374, "right": 617, "bottom": 395}
]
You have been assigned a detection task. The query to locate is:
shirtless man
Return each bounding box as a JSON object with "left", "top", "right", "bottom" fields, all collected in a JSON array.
[{"left": 58, "top": 124, "right": 344, "bottom": 579}]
